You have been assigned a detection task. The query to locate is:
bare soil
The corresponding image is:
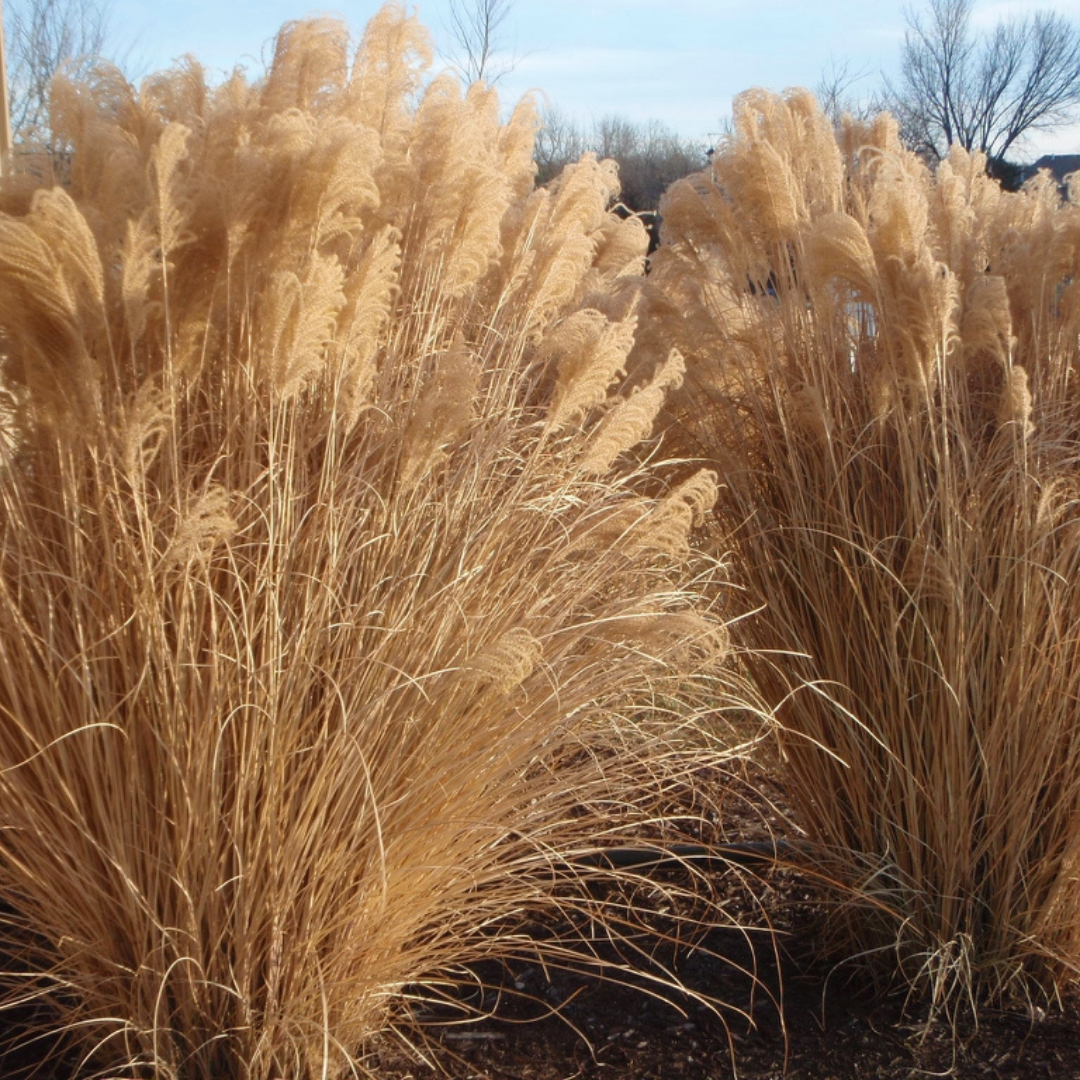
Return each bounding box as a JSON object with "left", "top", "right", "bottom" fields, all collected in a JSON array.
[
  {"left": 367, "top": 765, "right": 1080, "bottom": 1080},
  {"left": 370, "top": 861, "right": 1080, "bottom": 1080},
  {"left": 4, "top": 769, "right": 1080, "bottom": 1079}
]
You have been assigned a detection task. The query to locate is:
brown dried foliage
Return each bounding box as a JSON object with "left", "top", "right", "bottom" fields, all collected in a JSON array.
[
  {"left": 0, "top": 9, "right": 752, "bottom": 1077},
  {"left": 646, "top": 88, "right": 1080, "bottom": 1010}
]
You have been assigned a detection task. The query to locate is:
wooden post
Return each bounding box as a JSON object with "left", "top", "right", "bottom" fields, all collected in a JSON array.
[{"left": 0, "top": 0, "right": 11, "bottom": 176}]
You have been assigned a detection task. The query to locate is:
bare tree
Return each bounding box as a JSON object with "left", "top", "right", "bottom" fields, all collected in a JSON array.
[
  {"left": 887, "top": 0, "right": 1080, "bottom": 167},
  {"left": 534, "top": 104, "right": 585, "bottom": 184},
  {"left": 616, "top": 118, "right": 707, "bottom": 211},
  {"left": 592, "top": 114, "right": 638, "bottom": 162},
  {"left": 815, "top": 56, "right": 882, "bottom": 127},
  {"left": 535, "top": 109, "right": 706, "bottom": 211},
  {"left": 4, "top": 0, "right": 114, "bottom": 139},
  {"left": 445, "top": 0, "right": 513, "bottom": 86}
]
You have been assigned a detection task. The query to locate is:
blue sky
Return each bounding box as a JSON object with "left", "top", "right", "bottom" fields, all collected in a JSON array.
[{"left": 110, "top": 0, "right": 1080, "bottom": 160}]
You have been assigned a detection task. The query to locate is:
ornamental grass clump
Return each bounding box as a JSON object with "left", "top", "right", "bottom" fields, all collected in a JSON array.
[
  {"left": 646, "top": 88, "right": 1080, "bottom": 1010},
  {"left": 0, "top": 9, "right": 750, "bottom": 1076}
]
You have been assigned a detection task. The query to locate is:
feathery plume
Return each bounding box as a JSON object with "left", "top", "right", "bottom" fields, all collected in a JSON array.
[
  {"left": 638, "top": 469, "right": 720, "bottom": 559},
  {"left": 542, "top": 307, "right": 637, "bottom": 430},
  {"left": 997, "top": 364, "right": 1034, "bottom": 438},
  {"left": 461, "top": 627, "right": 542, "bottom": 693},
  {"left": 580, "top": 349, "right": 685, "bottom": 474},
  {"left": 399, "top": 333, "right": 480, "bottom": 485},
  {"left": 0, "top": 9, "right": 746, "bottom": 1077}
]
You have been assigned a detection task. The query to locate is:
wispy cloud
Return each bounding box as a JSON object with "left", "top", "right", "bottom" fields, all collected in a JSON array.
[
  {"left": 98, "top": 0, "right": 1080, "bottom": 159},
  {"left": 971, "top": 1, "right": 1080, "bottom": 29}
]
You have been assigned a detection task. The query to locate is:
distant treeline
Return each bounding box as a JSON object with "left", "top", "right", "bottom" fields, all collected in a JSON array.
[{"left": 535, "top": 110, "right": 708, "bottom": 212}]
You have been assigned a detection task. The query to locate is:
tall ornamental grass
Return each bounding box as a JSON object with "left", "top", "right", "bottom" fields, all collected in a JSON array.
[
  {"left": 645, "top": 88, "right": 1080, "bottom": 1009},
  {"left": 0, "top": 9, "right": 751, "bottom": 1076}
]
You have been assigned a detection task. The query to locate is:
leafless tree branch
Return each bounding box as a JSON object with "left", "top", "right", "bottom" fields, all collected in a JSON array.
[
  {"left": 885, "top": 0, "right": 1080, "bottom": 165},
  {"left": 4, "top": 0, "right": 118, "bottom": 139},
  {"left": 535, "top": 108, "right": 707, "bottom": 211},
  {"left": 815, "top": 56, "right": 883, "bottom": 127},
  {"left": 445, "top": 0, "right": 513, "bottom": 86}
]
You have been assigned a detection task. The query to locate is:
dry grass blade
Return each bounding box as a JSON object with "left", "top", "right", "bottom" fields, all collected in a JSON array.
[
  {"left": 0, "top": 9, "right": 766, "bottom": 1078},
  {"left": 646, "top": 89, "right": 1080, "bottom": 1013}
]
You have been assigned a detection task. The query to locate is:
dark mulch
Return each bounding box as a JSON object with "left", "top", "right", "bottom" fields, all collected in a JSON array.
[
  {"left": 5, "top": 882, "right": 1080, "bottom": 1080},
  {"left": 369, "top": 861, "right": 1080, "bottom": 1080},
  {"left": 4, "top": 766, "right": 1080, "bottom": 1079},
  {"left": 368, "top": 762, "right": 1080, "bottom": 1080}
]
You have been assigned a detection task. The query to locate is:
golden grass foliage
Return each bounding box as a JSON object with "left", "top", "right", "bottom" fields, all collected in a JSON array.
[
  {"left": 647, "top": 88, "right": 1080, "bottom": 1008},
  {"left": 0, "top": 9, "right": 742, "bottom": 1076}
]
